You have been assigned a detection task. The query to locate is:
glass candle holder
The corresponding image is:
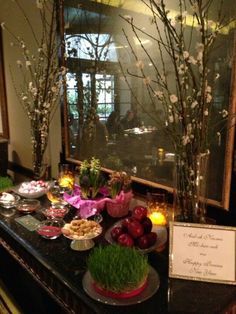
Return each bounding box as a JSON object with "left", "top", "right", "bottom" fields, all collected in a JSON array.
[
  {"left": 147, "top": 192, "right": 167, "bottom": 227},
  {"left": 58, "top": 164, "right": 75, "bottom": 190}
]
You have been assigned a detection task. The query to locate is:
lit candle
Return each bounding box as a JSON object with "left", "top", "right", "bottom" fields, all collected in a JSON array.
[
  {"left": 58, "top": 175, "right": 74, "bottom": 188},
  {"left": 148, "top": 211, "right": 167, "bottom": 226}
]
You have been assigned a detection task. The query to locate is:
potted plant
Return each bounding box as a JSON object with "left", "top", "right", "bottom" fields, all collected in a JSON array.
[
  {"left": 106, "top": 171, "right": 133, "bottom": 217},
  {"left": 79, "top": 157, "right": 105, "bottom": 199},
  {"left": 63, "top": 158, "right": 107, "bottom": 218}
]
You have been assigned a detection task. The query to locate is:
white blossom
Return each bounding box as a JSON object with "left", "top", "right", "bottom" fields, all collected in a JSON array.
[
  {"left": 143, "top": 76, "right": 151, "bottom": 85},
  {"left": 169, "top": 115, "right": 174, "bottom": 123},
  {"left": 169, "top": 94, "right": 178, "bottom": 103},
  {"left": 196, "top": 43, "right": 204, "bottom": 52},
  {"left": 26, "top": 60, "right": 31, "bottom": 67},
  {"left": 191, "top": 101, "right": 198, "bottom": 109},
  {"left": 16, "top": 60, "right": 23, "bottom": 67},
  {"left": 206, "top": 85, "right": 211, "bottom": 93},
  {"left": 208, "top": 20, "right": 215, "bottom": 28},
  {"left": 123, "top": 15, "right": 132, "bottom": 22},
  {"left": 183, "top": 51, "right": 189, "bottom": 59},
  {"left": 206, "top": 93, "right": 212, "bottom": 103},
  {"left": 154, "top": 90, "right": 164, "bottom": 99},
  {"left": 188, "top": 56, "right": 197, "bottom": 65},
  {"left": 221, "top": 109, "right": 228, "bottom": 118},
  {"left": 136, "top": 60, "right": 144, "bottom": 69},
  {"left": 197, "top": 51, "right": 203, "bottom": 61},
  {"left": 36, "top": 0, "right": 43, "bottom": 9},
  {"left": 182, "top": 135, "right": 190, "bottom": 146},
  {"left": 170, "top": 19, "right": 176, "bottom": 27}
]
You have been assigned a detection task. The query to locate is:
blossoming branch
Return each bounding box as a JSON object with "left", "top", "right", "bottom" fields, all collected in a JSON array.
[
  {"left": 1, "top": 0, "right": 67, "bottom": 176},
  {"left": 120, "top": 0, "right": 231, "bottom": 157}
]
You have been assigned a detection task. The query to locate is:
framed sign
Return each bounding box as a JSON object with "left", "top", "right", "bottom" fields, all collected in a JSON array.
[{"left": 169, "top": 222, "right": 236, "bottom": 284}]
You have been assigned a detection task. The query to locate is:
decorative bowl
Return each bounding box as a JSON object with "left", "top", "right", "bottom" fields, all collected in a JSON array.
[
  {"left": 62, "top": 219, "right": 102, "bottom": 251},
  {"left": 105, "top": 219, "right": 168, "bottom": 254},
  {"left": 0, "top": 193, "right": 20, "bottom": 208},
  {"left": 13, "top": 180, "right": 52, "bottom": 198},
  {"left": 16, "top": 199, "right": 40, "bottom": 214},
  {"left": 41, "top": 203, "right": 69, "bottom": 219},
  {"left": 37, "top": 219, "right": 64, "bottom": 240}
]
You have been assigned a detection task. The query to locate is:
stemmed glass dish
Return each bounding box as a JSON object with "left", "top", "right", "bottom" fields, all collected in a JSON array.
[
  {"left": 62, "top": 219, "right": 102, "bottom": 251},
  {"left": 37, "top": 219, "right": 64, "bottom": 240},
  {"left": 46, "top": 184, "right": 67, "bottom": 205},
  {"left": 41, "top": 203, "right": 69, "bottom": 220}
]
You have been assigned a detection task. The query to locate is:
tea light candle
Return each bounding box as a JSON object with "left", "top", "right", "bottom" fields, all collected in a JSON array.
[
  {"left": 148, "top": 211, "right": 167, "bottom": 226},
  {"left": 58, "top": 175, "right": 74, "bottom": 188}
]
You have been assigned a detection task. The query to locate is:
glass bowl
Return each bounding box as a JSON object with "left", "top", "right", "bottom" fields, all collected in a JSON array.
[
  {"left": 13, "top": 180, "right": 52, "bottom": 198},
  {"left": 37, "top": 219, "right": 65, "bottom": 239},
  {"left": 46, "top": 184, "right": 66, "bottom": 204},
  {"left": 0, "top": 193, "right": 20, "bottom": 208},
  {"left": 16, "top": 198, "right": 40, "bottom": 214},
  {"left": 41, "top": 203, "right": 69, "bottom": 219}
]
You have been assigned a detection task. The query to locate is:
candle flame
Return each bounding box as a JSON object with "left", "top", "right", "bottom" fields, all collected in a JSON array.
[{"left": 148, "top": 211, "right": 166, "bottom": 225}]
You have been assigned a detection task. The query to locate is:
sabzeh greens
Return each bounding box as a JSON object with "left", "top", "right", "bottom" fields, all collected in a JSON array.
[{"left": 87, "top": 244, "right": 149, "bottom": 293}]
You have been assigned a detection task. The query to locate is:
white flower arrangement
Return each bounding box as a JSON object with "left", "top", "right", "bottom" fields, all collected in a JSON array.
[
  {"left": 120, "top": 0, "right": 232, "bottom": 222},
  {"left": 1, "top": 0, "right": 66, "bottom": 177}
]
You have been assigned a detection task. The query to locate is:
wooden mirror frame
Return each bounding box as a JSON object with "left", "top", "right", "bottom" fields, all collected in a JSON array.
[
  {"left": 60, "top": 0, "right": 236, "bottom": 210},
  {"left": 0, "top": 28, "right": 9, "bottom": 139}
]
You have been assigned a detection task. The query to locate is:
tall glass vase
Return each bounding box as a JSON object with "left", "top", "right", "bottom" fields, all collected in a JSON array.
[
  {"left": 31, "top": 124, "right": 48, "bottom": 180},
  {"left": 33, "top": 145, "right": 44, "bottom": 179},
  {"left": 173, "top": 152, "right": 209, "bottom": 223}
]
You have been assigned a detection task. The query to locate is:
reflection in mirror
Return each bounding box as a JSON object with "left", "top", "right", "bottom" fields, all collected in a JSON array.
[
  {"left": 62, "top": 0, "right": 236, "bottom": 209},
  {"left": 0, "top": 28, "right": 9, "bottom": 139}
]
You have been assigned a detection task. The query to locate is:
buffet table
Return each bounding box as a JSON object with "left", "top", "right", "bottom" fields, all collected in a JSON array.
[{"left": 0, "top": 197, "right": 236, "bottom": 314}]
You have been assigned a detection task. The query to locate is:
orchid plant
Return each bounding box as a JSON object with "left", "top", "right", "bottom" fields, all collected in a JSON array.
[
  {"left": 120, "top": 0, "right": 233, "bottom": 222},
  {"left": 1, "top": 0, "right": 66, "bottom": 178}
]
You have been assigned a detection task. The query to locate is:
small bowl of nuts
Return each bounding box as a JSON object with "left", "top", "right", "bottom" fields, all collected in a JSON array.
[{"left": 62, "top": 219, "right": 102, "bottom": 251}]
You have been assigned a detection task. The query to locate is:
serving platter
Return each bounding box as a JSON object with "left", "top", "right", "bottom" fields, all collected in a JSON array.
[
  {"left": 82, "top": 266, "right": 160, "bottom": 306},
  {"left": 105, "top": 219, "right": 167, "bottom": 254}
]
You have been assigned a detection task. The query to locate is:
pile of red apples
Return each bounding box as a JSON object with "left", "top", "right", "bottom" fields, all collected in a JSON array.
[{"left": 110, "top": 206, "right": 157, "bottom": 249}]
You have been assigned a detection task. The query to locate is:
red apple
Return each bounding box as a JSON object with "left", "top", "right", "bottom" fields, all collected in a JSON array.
[
  {"left": 141, "top": 217, "right": 153, "bottom": 233},
  {"left": 110, "top": 226, "right": 124, "bottom": 241},
  {"left": 146, "top": 232, "right": 157, "bottom": 246},
  {"left": 117, "top": 233, "right": 134, "bottom": 247},
  {"left": 127, "top": 220, "right": 144, "bottom": 239},
  {"left": 137, "top": 234, "right": 150, "bottom": 249},
  {"left": 132, "top": 206, "right": 148, "bottom": 221},
  {"left": 121, "top": 217, "right": 134, "bottom": 231}
]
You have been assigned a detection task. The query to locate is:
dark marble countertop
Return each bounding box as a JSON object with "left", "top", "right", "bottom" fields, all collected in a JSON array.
[{"left": 0, "top": 198, "right": 236, "bottom": 314}]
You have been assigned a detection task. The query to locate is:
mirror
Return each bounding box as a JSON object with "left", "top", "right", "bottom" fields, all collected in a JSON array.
[
  {"left": 61, "top": 0, "right": 236, "bottom": 209},
  {"left": 0, "top": 28, "right": 9, "bottom": 139}
]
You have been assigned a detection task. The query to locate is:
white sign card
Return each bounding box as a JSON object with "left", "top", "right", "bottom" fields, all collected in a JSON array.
[{"left": 169, "top": 222, "right": 236, "bottom": 284}]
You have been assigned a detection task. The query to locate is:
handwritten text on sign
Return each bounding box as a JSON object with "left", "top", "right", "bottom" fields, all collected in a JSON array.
[{"left": 169, "top": 222, "right": 236, "bottom": 284}]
